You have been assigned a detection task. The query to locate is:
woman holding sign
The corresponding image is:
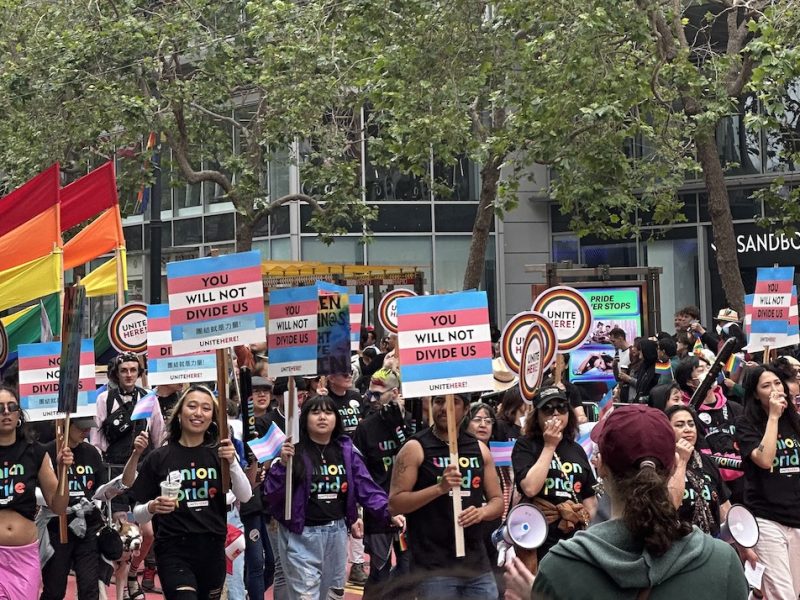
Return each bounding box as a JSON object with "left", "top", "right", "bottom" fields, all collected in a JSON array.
[
  {"left": 0, "top": 385, "right": 73, "bottom": 600},
  {"left": 511, "top": 386, "right": 597, "bottom": 565},
  {"left": 129, "top": 385, "right": 252, "bottom": 600},
  {"left": 264, "top": 395, "right": 396, "bottom": 600}
]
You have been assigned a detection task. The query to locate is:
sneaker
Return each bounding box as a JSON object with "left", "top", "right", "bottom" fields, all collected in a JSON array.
[
  {"left": 348, "top": 562, "right": 368, "bottom": 586},
  {"left": 141, "top": 566, "right": 162, "bottom": 594}
]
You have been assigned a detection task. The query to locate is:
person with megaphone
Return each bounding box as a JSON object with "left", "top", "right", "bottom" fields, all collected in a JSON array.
[
  {"left": 511, "top": 386, "right": 597, "bottom": 570},
  {"left": 735, "top": 365, "right": 800, "bottom": 600},
  {"left": 520, "top": 404, "right": 747, "bottom": 600}
]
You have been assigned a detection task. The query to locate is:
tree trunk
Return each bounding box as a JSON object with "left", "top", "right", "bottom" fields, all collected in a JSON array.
[
  {"left": 695, "top": 131, "right": 745, "bottom": 315},
  {"left": 463, "top": 152, "right": 504, "bottom": 290},
  {"left": 236, "top": 217, "right": 255, "bottom": 253}
]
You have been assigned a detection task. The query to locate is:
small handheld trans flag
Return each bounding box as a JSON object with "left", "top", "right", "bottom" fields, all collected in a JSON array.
[
  {"left": 247, "top": 422, "right": 287, "bottom": 463},
  {"left": 131, "top": 392, "right": 157, "bottom": 421}
]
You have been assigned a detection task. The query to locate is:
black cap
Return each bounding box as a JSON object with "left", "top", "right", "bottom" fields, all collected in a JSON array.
[{"left": 533, "top": 386, "right": 568, "bottom": 409}]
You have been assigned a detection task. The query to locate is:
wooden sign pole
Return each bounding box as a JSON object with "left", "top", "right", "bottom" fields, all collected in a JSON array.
[
  {"left": 285, "top": 376, "right": 296, "bottom": 520},
  {"left": 215, "top": 348, "right": 230, "bottom": 492},
  {"left": 445, "top": 394, "right": 465, "bottom": 557},
  {"left": 56, "top": 419, "right": 68, "bottom": 543}
]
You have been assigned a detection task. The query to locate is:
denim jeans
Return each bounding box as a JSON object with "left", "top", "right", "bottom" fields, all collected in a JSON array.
[
  {"left": 266, "top": 520, "right": 287, "bottom": 600},
  {"left": 242, "top": 512, "right": 275, "bottom": 598},
  {"left": 275, "top": 519, "right": 348, "bottom": 600},
  {"left": 225, "top": 508, "right": 247, "bottom": 600},
  {"left": 416, "top": 571, "right": 498, "bottom": 600}
]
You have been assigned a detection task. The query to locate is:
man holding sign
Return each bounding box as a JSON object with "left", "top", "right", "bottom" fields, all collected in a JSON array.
[{"left": 389, "top": 393, "right": 503, "bottom": 599}]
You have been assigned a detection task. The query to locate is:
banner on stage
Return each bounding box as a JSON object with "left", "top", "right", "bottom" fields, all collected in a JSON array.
[
  {"left": 18, "top": 340, "right": 97, "bottom": 421},
  {"left": 166, "top": 250, "right": 266, "bottom": 354},
  {"left": 146, "top": 304, "right": 217, "bottom": 385},
  {"left": 396, "top": 291, "right": 493, "bottom": 398}
]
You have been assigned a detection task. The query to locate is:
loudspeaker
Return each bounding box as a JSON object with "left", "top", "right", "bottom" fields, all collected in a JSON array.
[
  {"left": 720, "top": 504, "right": 759, "bottom": 548},
  {"left": 492, "top": 503, "right": 548, "bottom": 550}
]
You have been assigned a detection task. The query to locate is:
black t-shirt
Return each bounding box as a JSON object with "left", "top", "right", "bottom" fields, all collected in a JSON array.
[
  {"left": 45, "top": 440, "right": 106, "bottom": 527},
  {"left": 678, "top": 453, "right": 730, "bottom": 537},
  {"left": 0, "top": 437, "right": 46, "bottom": 521},
  {"left": 512, "top": 437, "right": 596, "bottom": 554},
  {"left": 406, "top": 428, "right": 490, "bottom": 574},
  {"left": 304, "top": 442, "right": 348, "bottom": 525},
  {"left": 157, "top": 392, "right": 180, "bottom": 419},
  {"left": 353, "top": 410, "right": 410, "bottom": 533},
  {"left": 329, "top": 389, "right": 362, "bottom": 436},
  {"left": 131, "top": 441, "right": 226, "bottom": 540},
  {"left": 735, "top": 414, "right": 800, "bottom": 528},
  {"left": 697, "top": 400, "right": 742, "bottom": 455}
]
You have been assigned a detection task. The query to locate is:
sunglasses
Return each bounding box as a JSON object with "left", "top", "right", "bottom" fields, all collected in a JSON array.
[
  {"left": 0, "top": 402, "right": 21, "bottom": 414},
  {"left": 539, "top": 402, "right": 569, "bottom": 416}
]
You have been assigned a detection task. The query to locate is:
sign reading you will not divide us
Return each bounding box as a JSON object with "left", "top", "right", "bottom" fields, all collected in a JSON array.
[
  {"left": 18, "top": 339, "right": 97, "bottom": 422},
  {"left": 396, "top": 291, "right": 493, "bottom": 398},
  {"left": 147, "top": 304, "right": 217, "bottom": 385},
  {"left": 166, "top": 251, "right": 266, "bottom": 355},
  {"left": 268, "top": 281, "right": 351, "bottom": 378}
]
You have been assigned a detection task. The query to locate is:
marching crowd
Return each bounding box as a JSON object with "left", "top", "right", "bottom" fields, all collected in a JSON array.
[{"left": 0, "top": 310, "right": 799, "bottom": 600}]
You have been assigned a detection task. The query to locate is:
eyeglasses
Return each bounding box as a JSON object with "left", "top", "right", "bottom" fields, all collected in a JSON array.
[
  {"left": 470, "top": 416, "right": 495, "bottom": 425},
  {"left": 539, "top": 402, "right": 569, "bottom": 416},
  {"left": 0, "top": 403, "right": 21, "bottom": 414},
  {"left": 366, "top": 390, "right": 384, "bottom": 402}
]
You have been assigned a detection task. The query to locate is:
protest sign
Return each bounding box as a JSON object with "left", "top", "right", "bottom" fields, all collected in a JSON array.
[
  {"left": 166, "top": 250, "right": 265, "bottom": 354},
  {"left": 0, "top": 320, "right": 6, "bottom": 367},
  {"left": 532, "top": 286, "right": 593, "bottom": 352},
  {"left": 396, "top": 291, "right": 493, "bottom": 398},
  {"left": 519, "top": 316, "right": 557, "bottom": 403},
  {"left": 745, "top": 285, "right": 799, "bottom": 351},
  {"left": 108, "top": 302, "right": 148, "bottom": 354},
  {"left": 349, "top": 294, "right": 364, "bottom": 351},
  {"left": 268, "top": 285, "right": 319, "bottom": 378},
  {"left": 18, "top": 340, "right": 97, "bottom": 421},
  {"left": 316, "top": 282, "right": 351, "bottom": 376},
  {"left": 146, "top": 304, "right": 217, "bottom": 385},
  {"left": 749, "top": 267, "right": 794, "bottom": 349},
  {"left": 378, "top": 289, "right": 417, "bottom": 334}
]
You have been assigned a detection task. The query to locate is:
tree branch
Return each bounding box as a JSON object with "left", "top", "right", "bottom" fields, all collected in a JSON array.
[
  {"left": 189, "top": 101, "right": 248, "bottom": 136},
  {"left": 165, "top": 103, "right": 233, "bottom": 192}
]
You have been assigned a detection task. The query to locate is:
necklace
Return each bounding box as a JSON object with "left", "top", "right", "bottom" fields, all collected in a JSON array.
[
  {"left": 431, "top": 427, "right": 449, "bottom": 445},
  {"left": 311, "top": 441, "right": 330, "bottom": 463}
]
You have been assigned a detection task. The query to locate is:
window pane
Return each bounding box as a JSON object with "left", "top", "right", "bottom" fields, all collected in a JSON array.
[
  {"left": 553, "top": 237, "right": 579, "bottom": 263},
  {"left": 204, "top": 213, "right": 235, "bottom": 243},
  {"left": 699, "top": 189, "right": 759, "bottom": 222},
  {"left": 365, "top": 164, "right": 428, "bottom": 202},
  {"left": 173, "top": 218, "right": 203, "bottom": 246},
  {"left": 124, "top": 225, "right": 143, "bottom": 251},
  {"left": 367, "top": 236, "right": 432, "bottom": 291},
  {"left": 301, "top": 237, "right": 361, "bottom": 263},
  {"left": 300, "top": 205, "right": 363, "bottom": 234},
  {"left": 717, "top": 97, "right": 761, "bottom": 176},
  {"left": 271, "top": 238, "right": 291, "bottom": 260},
  {"left": 433, "top": 156, "right": 478, "bottom": 202},
  {"left": 642, "top": 236, "right": 699, "bottom": 331},
  {"left": 434, "top": 204, "right": 493, "bottom": 233},
  {"left": 372, "top": 204, "right": 431, "bottom": 233},
  {"left": 270, "top": 148, "right": 291, "bottom": 200},
  {"left": 271, "top": 205, "right": 291, "bottom": 235},
  {"left": 144, "top": 223, "right": 172, "bottom": 250}
]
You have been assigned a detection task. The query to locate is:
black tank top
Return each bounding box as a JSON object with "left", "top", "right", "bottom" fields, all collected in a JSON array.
[
  {"left": 406, "top": 427, "right": 491, "bottom": 574},
  {"left": 0, "top": 437, "right": 46, "bottom": 521}
]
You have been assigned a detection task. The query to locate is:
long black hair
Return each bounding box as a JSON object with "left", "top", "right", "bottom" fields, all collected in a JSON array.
[
  {"left": 741, "top": 365, "right": 800, "bottom": 436},
  {"left": 522, "top": 397, "right": 578, "bottom": 443},
  {"left": 293, "top": 395, "right": 346, "bottom": 485},
  {"left": 166, "top": 385, "right": 220, "bottom": 445}
]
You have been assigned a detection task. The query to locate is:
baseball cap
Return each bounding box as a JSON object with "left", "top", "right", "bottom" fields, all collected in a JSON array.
[
  {"left": 591, "top": 404, "right": 676, "bottom": 474},
  {"left": 252, "top": 376, "right": 273, "bottom": 389},
  {"left": 532, "top": 386, "right": 568, "bottom": 409},
  {"left": 72, "top": 417, "right": 96, "bottom": 429},
  {"left": 369, "top": 368, "right": 400, "bottom": 392}
]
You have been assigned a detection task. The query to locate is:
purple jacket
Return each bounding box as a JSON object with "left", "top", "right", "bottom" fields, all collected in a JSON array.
[{"left": 263, "top": 436, "right": 391, "bottom": 534}]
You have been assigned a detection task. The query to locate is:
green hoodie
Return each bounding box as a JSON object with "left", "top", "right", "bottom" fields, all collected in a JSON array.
[{"left": 532, "top": 520, "right": 747, "bottom": 600}]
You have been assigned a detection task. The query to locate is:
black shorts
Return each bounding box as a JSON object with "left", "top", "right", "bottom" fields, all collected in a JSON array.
[{"left": 154, "top": 534, "right": 226, "bottom": 600}]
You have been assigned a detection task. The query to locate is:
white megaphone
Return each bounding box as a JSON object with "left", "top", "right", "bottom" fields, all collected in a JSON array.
[
  {"left": 719, "top": 504, "right": 759, "bottom": 548},
  {"left": 491, "top": 503, "right": 548, "bottom": 567}
]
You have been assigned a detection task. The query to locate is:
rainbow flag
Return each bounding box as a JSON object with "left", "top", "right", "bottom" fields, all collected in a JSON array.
[
  {"left": 131, "top": 392, "right": 157, "bottom": 421},
  {"left": 724, "top": 354, "right": 743, "bottom": 377},
  {"left": 247, "top": 422, "right": 286, "bottom": 463},
  {"left": 655, "top": 361, "right": 672, "bottom": 376},
  {"left": 489, "top": 441, "right": 515, "bottom": 467},
  {"left": 692, "top": 332, "right": 704, "bottom": 356}
]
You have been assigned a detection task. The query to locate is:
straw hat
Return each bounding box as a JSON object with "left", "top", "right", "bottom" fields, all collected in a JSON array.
[
  {"left": 715, "top": 308, "right": 741, "bottom": 323},
  {"left": 486, "top": 357, "right": 518, "bottom": 395}
]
